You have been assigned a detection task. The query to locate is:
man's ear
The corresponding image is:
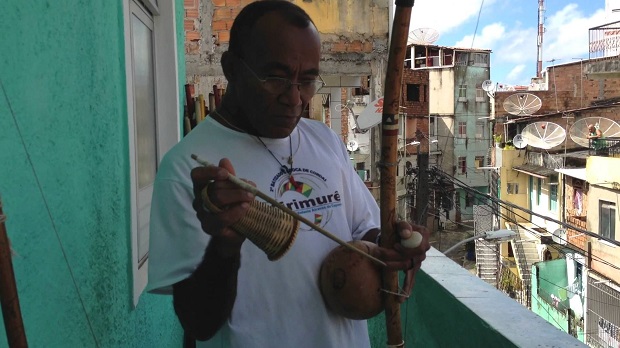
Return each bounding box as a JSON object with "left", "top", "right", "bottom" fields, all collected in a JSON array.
[{"left": 221, "top": 51, "right": 235, "bottom": 81}]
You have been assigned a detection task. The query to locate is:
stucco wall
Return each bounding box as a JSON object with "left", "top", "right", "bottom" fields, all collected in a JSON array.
[
  {"left": 184, "top": 0, "right": 390, "bottom": 98},
  {"left": 585, "top": 157, "right": 620, "bottom": 282},
  {"left": 0, "top": 1, "right": 185, "bottom": 346},
  {"left": 498, "top": 149, "right": 530, "bottom": 227},
  {"left": 429, "top": 69, "right": 455, "bottom": 114}
]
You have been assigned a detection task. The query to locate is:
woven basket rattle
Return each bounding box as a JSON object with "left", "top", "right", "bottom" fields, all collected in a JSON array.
[{"left": 202, "top": 188, "right": 299, "bottom": 261}]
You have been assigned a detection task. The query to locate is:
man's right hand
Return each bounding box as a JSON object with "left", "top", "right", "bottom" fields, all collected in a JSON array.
[{"left": 190, "top": 158, "right": 255, "bottom": 256}]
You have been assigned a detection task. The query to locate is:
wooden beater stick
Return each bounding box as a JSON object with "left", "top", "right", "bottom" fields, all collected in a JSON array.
[
  {"left": 0, "top": 196, "right": 28, "bottom": 347},
  {"left": 191, "top": 154, "right": 386, "bottom": 267}
]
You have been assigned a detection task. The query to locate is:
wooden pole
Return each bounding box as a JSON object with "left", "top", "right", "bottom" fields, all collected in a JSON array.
[
  {"left": 0, "top": 196, "right": 28, "bottom": 348},
  {"left": 380, "top": 0, "right": 414, "bottom": 346}
]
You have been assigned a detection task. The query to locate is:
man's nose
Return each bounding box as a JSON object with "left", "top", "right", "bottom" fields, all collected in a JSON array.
[{"left": 279, "top": 82, "right": 303, "bottom": 106}]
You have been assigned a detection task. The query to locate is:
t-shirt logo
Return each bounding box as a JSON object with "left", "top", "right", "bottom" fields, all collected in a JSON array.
[{"left": 269, "top": 166, "right": 341, "bottom": 230}]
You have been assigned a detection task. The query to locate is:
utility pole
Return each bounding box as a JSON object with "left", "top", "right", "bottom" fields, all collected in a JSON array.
[
  {"left": 572, "top": 57, "right": 585, "bottom": 108},
  {"left": 548, "top": 58, "right": 560, "bottom": 112},
  {"left": 415, "top": 130, "right": 429, "bottom": 226},
  {"left": 537, "top": 0, "right": 545, "bottom": 77}
]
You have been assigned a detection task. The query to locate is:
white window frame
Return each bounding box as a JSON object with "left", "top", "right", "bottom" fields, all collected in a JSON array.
[
  {"left": 457, "top": 121, "right": 467, "bottom": 138},
  {"left": 599, "top": 201, "right": 616, "bottom": 240},
  {"left": 475, "top": 88, "right": 485, "bottom": 102},
  {"left": 475, "top": 121, "right": 484, "bottom": 140},
  {"left": 124, "top": 0, "right": 180, "bottom": 307},
  {"left": 458, "top": 84, "right": 467, "bottom": 102}
]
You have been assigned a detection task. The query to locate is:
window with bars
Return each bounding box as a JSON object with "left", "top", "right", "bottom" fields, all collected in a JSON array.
[
  {"left": 456, "top": 52, "right": 468, "bottom": 66},
  {"left": 458, "top": 156, "right": 467, "bottom": 174},
  {"left": 458, "top": 122, "right": 467, "bottom": 138},
  {"left": 507, "top": 183, "right": 519, "bottom": 194},
  {"left": 476, "top": 121, "right": 484, "bottom": 139},
  {"left": 472, "top": 53, "right": 489, "bottom": 67},
  {"left": 476, "top": 88, "right": 485, "bottom": 102}
]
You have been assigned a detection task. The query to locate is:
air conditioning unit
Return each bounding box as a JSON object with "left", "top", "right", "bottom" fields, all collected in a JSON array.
[{"left": 458, "top": 96, "right": 467, "bottom": 102}]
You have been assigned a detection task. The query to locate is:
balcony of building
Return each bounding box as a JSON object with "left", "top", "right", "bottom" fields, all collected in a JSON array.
[
  {"left": 588, "top": 137, "right": 620, "bottom": 158},
  {"left": 586, "top": 21, "right": 620, "bottom": 79},
  {"left": 366, "top": 248, "right": 585, "bottom": 347}
]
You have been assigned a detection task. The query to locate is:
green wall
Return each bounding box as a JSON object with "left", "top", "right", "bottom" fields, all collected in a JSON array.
[
  {"left": 532, "top": 260, "right": 585, "bottom": 342},
  {"left": 0, "top": 1, "right": 185, "bottom": 346},
  {"left": 367, "top": 271, "right": 516, "bottom": 347},
  {"left": 532, "top": 261, "right": 570, "bottom": 335}
]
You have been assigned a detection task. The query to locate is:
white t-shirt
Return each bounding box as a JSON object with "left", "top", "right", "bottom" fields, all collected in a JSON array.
[{"left": 146, "top": 117, "right": 380, "bottom": 348}]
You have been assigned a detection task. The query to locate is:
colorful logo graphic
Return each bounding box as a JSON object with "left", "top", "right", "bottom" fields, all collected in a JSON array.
[{"left": 270, "top": 167, "right": 340, "bottom": 230}]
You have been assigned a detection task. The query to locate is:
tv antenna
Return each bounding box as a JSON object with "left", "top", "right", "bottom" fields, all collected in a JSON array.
[
  {"left": 482, "top": 80, "right": 497, "bottom": 98},
  {"left": 569, "top": 117, "right": 620, "bottom": 147},
  {"left": 502, "top": 93, "right": 542, "bottom": 116},
  {"left": 407, "top": 28, "right": 440, "bottom": 45},
  {"left": 521, "top": 121, "right": 566, "bottom": 149}
]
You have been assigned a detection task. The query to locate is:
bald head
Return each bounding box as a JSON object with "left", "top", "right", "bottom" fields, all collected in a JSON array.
[{"left": 228, "top": 0, "right": 315, "bottom": 59}]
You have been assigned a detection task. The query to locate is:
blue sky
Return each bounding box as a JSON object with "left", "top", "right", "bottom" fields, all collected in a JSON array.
[{"left": 408, "top": 0, "right": 607, "bottom": 85}]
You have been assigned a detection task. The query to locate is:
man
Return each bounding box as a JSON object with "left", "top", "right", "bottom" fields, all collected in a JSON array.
[
  {"left": 587, "top": 124, "right": 602, "bottom": 140},
  {"left": 146, "top": 1, "right": 430, "bottom": 347},
  {"left": 587, "top": 124, "right": 604, "bottom": 152}
]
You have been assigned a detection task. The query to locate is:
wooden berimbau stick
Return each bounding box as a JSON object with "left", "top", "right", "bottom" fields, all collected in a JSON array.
[{"left": 191, "top": 154, "right": 386, "bottom": 267}]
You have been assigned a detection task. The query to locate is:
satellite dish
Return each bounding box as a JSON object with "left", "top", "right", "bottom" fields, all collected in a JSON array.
[
  {"left": 357, "top": 97, "right": 383, "bottom": 130},
  {"left": 482, "top": 80, "right": 496, "bottom": 98},
  {"left": 482, "top": 80, "right": 494, "bottom": 91},
  {"left": 512, "top": 134, "right": 528, "bottom": 149},
  {"left": 569, "top": 117, "right": 620, "bottom": 147},
  {"left": 521, "top": 121, "right": 566, "bottom": 149},
  {"left": 551, "top": 228, "right": 567, "bottom": 245},
  {"left": 502, "top": 93, "right": 542, "bottom": 116},
  {"left": 346, "top": 140, "right": 359, "bottom": 152},
  {"left": 407, "top": 28, "right": 440, "bottom": 45}
]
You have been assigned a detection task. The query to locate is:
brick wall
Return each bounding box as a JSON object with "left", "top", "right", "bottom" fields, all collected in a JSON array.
[
  {"left": 495, "top": 62, "right": 620, "bottom": 118},
  {"left": 211, "top": 0, "right": 253, "bottom": 44},
  {"left": 493, "top": 61, "right": 620, "bottom": 149},
  {"left": 184, "top": 0, "right": 201, "bottom": 54},
  {"left": 401, "top": 68, "right": 430, "bottom": 152},
  {"left": 564, "top": 176, "right": 588, "bottom": 251}
]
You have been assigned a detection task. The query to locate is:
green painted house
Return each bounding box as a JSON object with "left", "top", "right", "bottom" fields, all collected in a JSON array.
[{"left": 0, "top": 1, "right": 186, "bottom": 346}]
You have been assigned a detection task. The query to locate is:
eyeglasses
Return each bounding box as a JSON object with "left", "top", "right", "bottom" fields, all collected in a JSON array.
[{"left": 239, "top": 59, "right": 325, "bottom": 98}]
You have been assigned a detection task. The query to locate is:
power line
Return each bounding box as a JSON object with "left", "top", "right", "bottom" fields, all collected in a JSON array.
[
  {"left": 433, "top": 167, "right": 620, "bottom": 247},
  {"left": 436, "top": 169, "right": 620, "bottom": 272}
]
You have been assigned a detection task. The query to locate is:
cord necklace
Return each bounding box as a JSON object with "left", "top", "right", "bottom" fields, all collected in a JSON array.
[{"left": 211, "top": 109, "right": 300, "bottom": 188}]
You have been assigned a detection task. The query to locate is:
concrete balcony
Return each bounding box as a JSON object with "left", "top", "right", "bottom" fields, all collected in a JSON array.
[{"left": 367, "top": 248, "right": 586, "bottom": 347}]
